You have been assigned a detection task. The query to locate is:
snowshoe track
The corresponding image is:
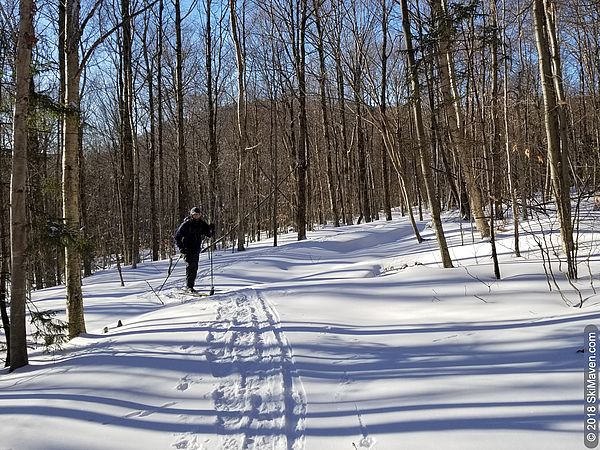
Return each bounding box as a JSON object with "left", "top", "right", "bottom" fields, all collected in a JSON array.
[{"left": 206, "top": 290, "right": 306, "bottom": 450}]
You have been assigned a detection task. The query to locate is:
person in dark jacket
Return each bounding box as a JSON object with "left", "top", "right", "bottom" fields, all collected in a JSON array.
[{"left": 174, "top": 207, "right": 215, "bottom": 292}]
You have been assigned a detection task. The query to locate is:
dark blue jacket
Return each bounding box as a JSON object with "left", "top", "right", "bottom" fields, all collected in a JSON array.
[{"left": 174, "top": 216, "right": 214, "bottom": 254}]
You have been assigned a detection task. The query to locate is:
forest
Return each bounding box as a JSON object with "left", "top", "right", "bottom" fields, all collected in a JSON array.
[{"left": 1, "top": 0, "right": 599, "bottom": 371}]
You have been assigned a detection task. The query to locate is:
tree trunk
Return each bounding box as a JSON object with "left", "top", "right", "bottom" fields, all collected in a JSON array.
[
  {"left": 486, "top": 0, "right": 501, "bottom": 279},
  {"left": 333, "top": 11, "right": 352, "bottom": 225},
  {"left": 424, "top": 58, "right": 464, "bottom": 216},
  {"left": 0, "top": 139, "right": 10, "bottom": 365},
  {"left": 295, "top": 0, "right": 309, "bottom": 240},
  {"left": 399, "top": 173, "right": 423, "bottom": 243},
  {"left": 120, "top": 0, "right": 135, "bottom": 265},
  {"left": 431, "top": 0, "right": 490, "bottom": 238},
  {"left": 206, "top": 0, "right": 220, "bottom": 227},
  {"left": 401, "top": 0, "right": 453, "bottom": 268},
  {"left": 489, "top": 0, "right": 503, "bottom": 221},
  {"left": 78, "top": 121, "right": 93, "bottom": 277},
  {"left": 28, "top": 78, "right": 45, "bottom": 289},
  {"left": 533, "top": 0, "right": 576, "bottom": 279},
  {"left": 314, "top": 0, "right": 340, "bottom": 228},
  {"left": 175, "top": 0, "right": 190, "bottom": 220},
  {"left": 0, "top": 206, "right": 9, "bottom": 366},
  {"left": 502, "top": 0, "right": 520, "bottom": 257},
  {"left": 352, "top": 59, "right": 371, "bottom": 224},
  {"left": 271, "top": 97, "right": 279, "bottom": 247},
  {"left": 377, "top": 109, "right": 422, "bottom": 243},
  {"left": 229, "top": 0, "right": 248, "bottom": 251},
  {"left": 380, "top": 0, "right": 393, "bottom": 222},
  {"left": 63, "top": 0, "right": 86, "bottom": 339},
  {"left": 157, "top": 0, "right": 166, "bottom": 258},
  {"left": 9, "top": 0, "right": 35, "bottom": 370},
  {"left": 142, "top": 12, "right": 159, "bottom": 261},
  {"left": 132, "top": 117, "right": 140, "bottom": 268}
]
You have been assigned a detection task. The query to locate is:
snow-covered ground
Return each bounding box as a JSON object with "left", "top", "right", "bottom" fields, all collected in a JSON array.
[{"left": 1, "top": 205, "right": 599, "bottom": 450}]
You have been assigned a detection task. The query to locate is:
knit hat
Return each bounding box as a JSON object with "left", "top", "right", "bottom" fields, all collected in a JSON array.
[{"left": 190, "top": 207, "right": 201, "bottom": 215}]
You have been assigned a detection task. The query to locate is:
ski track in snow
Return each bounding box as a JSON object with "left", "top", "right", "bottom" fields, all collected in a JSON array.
[{"left": 174, "top": 290, "right": 306, "bottom": 450}]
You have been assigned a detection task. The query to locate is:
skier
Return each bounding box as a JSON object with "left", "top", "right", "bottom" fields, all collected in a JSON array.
[{"left": 174, "top": 207, "right": 215, "bottom": 293}]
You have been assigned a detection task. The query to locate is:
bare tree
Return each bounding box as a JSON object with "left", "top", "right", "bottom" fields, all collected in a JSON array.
[
  {"left": 62, "top": 0, "right": 86, "bottom": 338},
  {"left": 4, "top": 0, "right": 595, "bottom": 291},
  {"left": 120, "top": 0, "right": 136, "bottom": 266},
  {"left": 141, "top": 10, "right": 159, "bottom": 261},
  {"left": 175, "top": 0, "right": 190, "bottom": 219},
  {"left": 487, "top": 0, "right": 501, "bottom": 279},
  {"left": 379, "top": 0, "right": 392, "bottom": 222},
  {"left": 9, "top": 0, "right": 35, "bottom": 370},
  {"left": 532, "top": 0, "right": 576, "bottom": 279},
  {"left": 431, "top": 0, "right": 490, "bottom": 239},
  {"left": 295, "top": 0, "right": 309, "bottom": 239},
  {"left": 400, "top": 0, "right": 453, "bottom": 268},
  {"left": 347, "top": 0, "right": 371, "bottom": 224},
  {"left": 205, "top": 0, "right": 220, "bottom": 226},
  {"left": 330, "top": 0, "right": 353, "bottom": 225},
  {"left": 313, "top": 0, "right": 340, "bottom": 228},
  {"left": 229, "top": 0, "right": 248, "bottom": 250},
  {"left": 157, "top": 0, "right": 166, "bottom": 258},
  {"left": 502, "top": 0, "right": 520, "bottom": 257}
]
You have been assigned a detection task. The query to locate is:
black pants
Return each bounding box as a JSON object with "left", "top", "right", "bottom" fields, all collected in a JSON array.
[{"left": 184, "top": 252, "right": 200, "bottom": 289}]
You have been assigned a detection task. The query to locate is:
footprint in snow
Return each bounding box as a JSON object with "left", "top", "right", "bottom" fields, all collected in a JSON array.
[
  {"left": 176, "top": 375, "right": 203, "bottom": 391},
  {"left": 357, "top": 435, "right": 376, "bottom": 449}
]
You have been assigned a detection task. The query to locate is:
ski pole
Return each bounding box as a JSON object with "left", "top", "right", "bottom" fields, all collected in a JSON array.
[
  {"left": 209, "top": 237, "right": 215, "bottom": 296},
  {"left": 157, "top": 253, "right": 182, "bottom": 294},
  {"left": 146, "top": 281, "right": 164, "bottom": 305}
]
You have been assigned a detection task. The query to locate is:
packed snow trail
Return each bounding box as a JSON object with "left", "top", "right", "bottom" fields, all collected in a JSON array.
[
  {"left": 200, "top": 290, "right": 306, "bottom": 450},
  {"left": 2, "top": 208, "right": 596, "bottom": 450}
]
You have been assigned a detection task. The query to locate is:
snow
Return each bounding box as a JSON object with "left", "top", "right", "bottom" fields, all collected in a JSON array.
[{"left": 1, "top": 205, "right": 599, "bottom": 450}]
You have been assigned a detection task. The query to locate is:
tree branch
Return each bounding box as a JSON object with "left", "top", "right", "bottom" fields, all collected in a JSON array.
[{"left": 79, "top": 0, "right": 159, "bottom": 77}]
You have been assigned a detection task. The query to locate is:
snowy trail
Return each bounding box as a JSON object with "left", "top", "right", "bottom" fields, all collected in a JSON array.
[
  {"left": 203, "top": 290, "right": 306, "bottom": 450},
  {"left": 2, "top": 207, "right": 598, "bottom": 450}
]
